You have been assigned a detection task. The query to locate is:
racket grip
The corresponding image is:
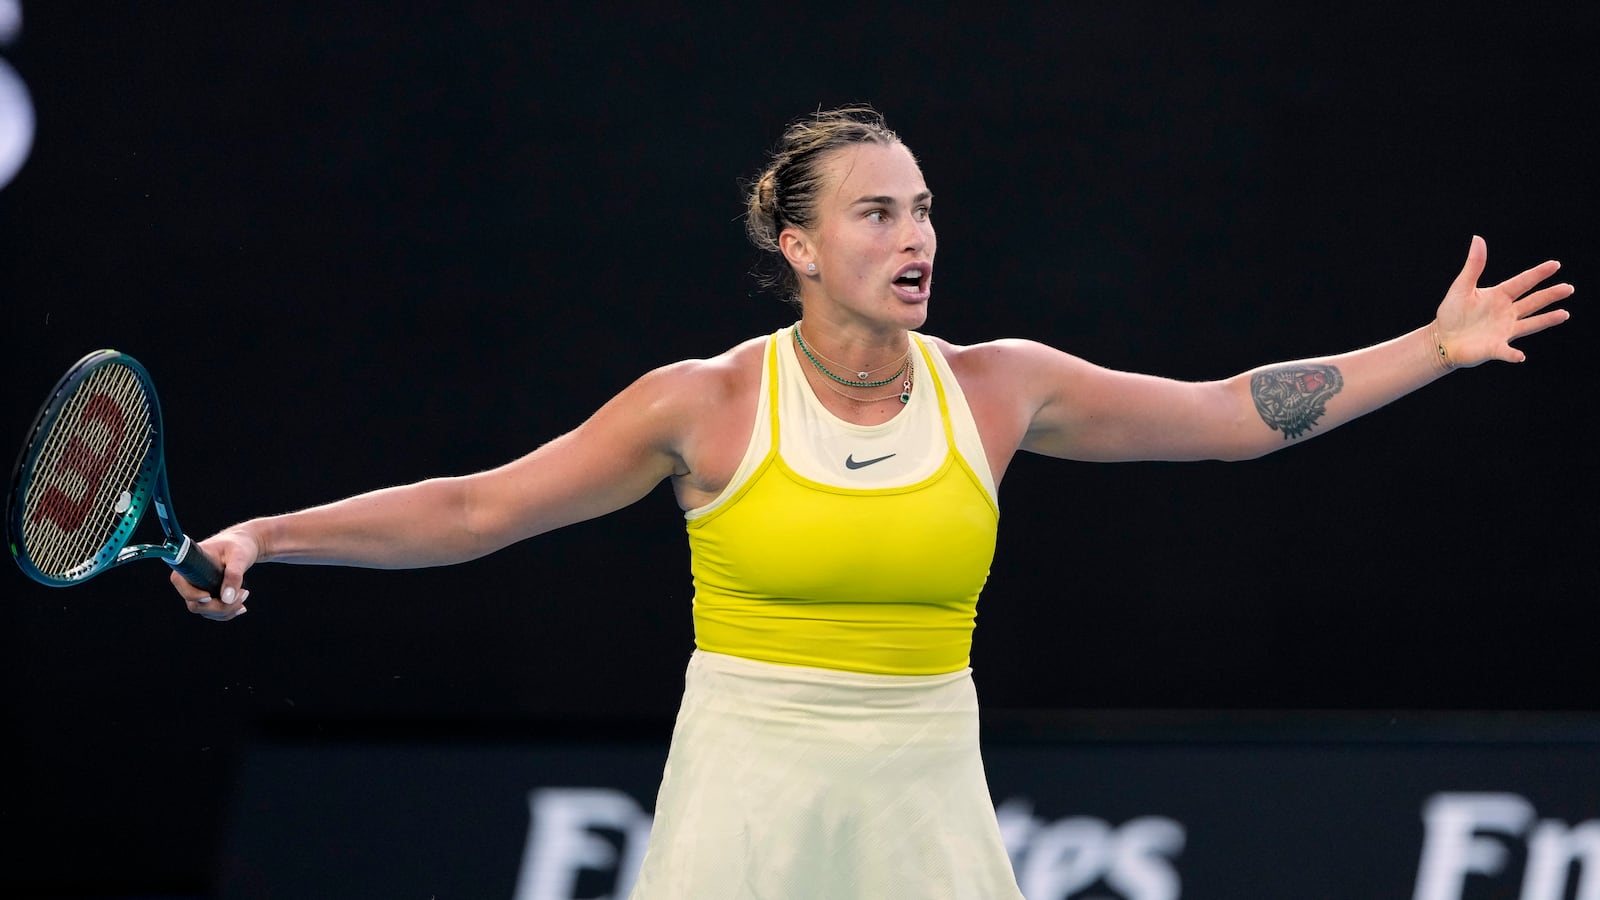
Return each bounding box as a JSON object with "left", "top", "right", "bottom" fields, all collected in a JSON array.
[{"left": 169, "top": 537, "right": 225, "bottom": 594}]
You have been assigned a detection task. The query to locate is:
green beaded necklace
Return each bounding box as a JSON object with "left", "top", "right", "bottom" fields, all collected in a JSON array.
[{"left": 792, "top": 325, "right": 909, "bottom": 388}]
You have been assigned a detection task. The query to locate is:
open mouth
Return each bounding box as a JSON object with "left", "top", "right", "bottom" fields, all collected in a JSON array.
[{"left": 892, "top": 264, "right": 931, "bottom": 295}]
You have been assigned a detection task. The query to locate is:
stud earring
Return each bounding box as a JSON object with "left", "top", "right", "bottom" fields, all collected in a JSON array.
[{"left": 807, "top": 263, "right": 817, "bottom": 273}]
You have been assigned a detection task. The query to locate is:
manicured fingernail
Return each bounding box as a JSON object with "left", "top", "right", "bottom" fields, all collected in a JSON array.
[
  {"left": 222, "top": 587, "right": 237, "bottom": 605},
  {"left": 234, "top": 607, "right": 247, "bottom": 617},
  {"left": 239, "top": 590, "right": 251, "bottom": 604}
]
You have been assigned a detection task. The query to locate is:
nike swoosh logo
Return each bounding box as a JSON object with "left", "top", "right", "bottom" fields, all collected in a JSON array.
[{"left": 844, "top": 453, "right": 897, "bottom": 470}]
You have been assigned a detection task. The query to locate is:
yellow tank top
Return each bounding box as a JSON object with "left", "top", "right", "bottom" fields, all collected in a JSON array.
[{"left": 686, "top": 327, "right": 1000, "bottom": 675}]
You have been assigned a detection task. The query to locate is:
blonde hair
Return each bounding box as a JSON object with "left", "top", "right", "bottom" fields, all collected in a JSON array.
[{"left": 744, "top": 105, "right": 903, "bottom": 309}]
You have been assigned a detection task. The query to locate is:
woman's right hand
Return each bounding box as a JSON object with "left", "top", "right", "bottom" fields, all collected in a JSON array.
[{"left": 170, "top": 527, "right": 260, "bottom": 622}]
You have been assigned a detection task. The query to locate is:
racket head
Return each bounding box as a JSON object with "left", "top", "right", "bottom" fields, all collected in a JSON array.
[{"left": 7, "top": 350, "right": 168, "bottom": 587}]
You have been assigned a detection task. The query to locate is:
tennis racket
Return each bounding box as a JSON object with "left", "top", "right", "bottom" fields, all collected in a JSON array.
[{"left": 6, "top": 349, "right": 222, "bottom": 592}]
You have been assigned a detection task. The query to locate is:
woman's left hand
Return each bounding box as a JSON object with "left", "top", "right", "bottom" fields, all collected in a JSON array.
[{"left": 1434, "top": 235, "right": 1574, "bottom": 368}]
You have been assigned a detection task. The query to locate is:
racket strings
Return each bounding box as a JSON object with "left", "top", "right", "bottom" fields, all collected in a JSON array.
[{"left": 22, "top": 364, "right": 154, "bottom": 577}]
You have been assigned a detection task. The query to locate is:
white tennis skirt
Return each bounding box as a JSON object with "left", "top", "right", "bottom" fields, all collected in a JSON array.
[{"left": 629, "top": 649, "right": 1024, "bottom": 899}]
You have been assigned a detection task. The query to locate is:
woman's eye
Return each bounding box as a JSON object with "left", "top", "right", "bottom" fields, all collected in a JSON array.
[
  {"left": 914, "top": 206, "right": 930, "bottom": 221},
  {"left": 866, "top": 210, "right": 886, "bottom": 223}
]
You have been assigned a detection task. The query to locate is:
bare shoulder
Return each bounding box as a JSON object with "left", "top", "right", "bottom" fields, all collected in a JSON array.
[
  {"left": 917, "top": 335, "right": 1082, "bottom": 482},
  {"left": 637, "top": 333, "right": 769, "bottom": 505},
  {"left": 922, "top": 334, "right": 1084, "bottom": 392},
  {"left": 634, "top": 334, "right": 767, "bottom": 414},
  {"left": 568, "top": 333, "right": 769, "bottom": 459}
]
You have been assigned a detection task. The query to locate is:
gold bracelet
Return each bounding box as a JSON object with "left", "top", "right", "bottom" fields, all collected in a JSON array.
[{"left": 1434, "top": 327, "right": 1455, "bottom": 371}]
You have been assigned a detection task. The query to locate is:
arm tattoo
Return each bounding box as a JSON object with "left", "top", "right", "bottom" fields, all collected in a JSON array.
[{"left": 1250, "top": 364, "right": 1344, "bottom": 440}]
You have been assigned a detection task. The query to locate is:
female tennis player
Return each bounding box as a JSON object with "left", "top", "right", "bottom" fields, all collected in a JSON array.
[{"left": 170, "top": 107, "right": 1573, "bottom": 898}]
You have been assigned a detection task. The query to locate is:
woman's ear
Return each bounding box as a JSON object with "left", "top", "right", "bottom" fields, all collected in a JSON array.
[{"left": 779, "top": 227, "right": 816, "bottom": 277}]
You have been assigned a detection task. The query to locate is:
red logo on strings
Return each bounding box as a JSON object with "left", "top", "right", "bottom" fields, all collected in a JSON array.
[{"left": 30, "top": 393, "right": 129, "bottom": 533}]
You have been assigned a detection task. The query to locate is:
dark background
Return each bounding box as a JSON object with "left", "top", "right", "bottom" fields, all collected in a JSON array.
[{"left": 2, "top": 3, "right": 1595, "bottom": 896}]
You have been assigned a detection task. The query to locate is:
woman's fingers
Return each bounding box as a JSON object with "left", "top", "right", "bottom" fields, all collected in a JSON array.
[
  {"left": 1495, "top": 258, "right": 1563, "bottom": 302},
  {"left": 1511, "top": 281, "right": 1576, "bottom": 319},
  {"left": 187, "top": 589, "right": 249, "bottom": 621}
]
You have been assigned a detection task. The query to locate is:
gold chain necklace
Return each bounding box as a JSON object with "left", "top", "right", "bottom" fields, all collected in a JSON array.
[
  {"left": 794, "top": 324, "right": 910, "bottom": 384},
  {"left": 813, "top": 354, "right": 915, "bottom": 404}
]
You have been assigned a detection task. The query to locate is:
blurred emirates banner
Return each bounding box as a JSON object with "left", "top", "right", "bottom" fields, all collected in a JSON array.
[{"left": 220, "top": 716, "right": 1600, "bottom": 900}]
